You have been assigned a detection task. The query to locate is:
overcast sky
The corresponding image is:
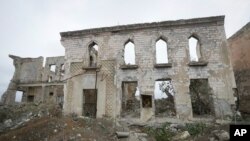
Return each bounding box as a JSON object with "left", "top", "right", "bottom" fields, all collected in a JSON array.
[{"left": 0, "top": 0, "right": 249, "bottom": 98}]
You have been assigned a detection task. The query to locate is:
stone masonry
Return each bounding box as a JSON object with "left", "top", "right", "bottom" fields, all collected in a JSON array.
[
  {"left": 228, "top": 22, "right": 250, "bottom": 116},
  {"left": 1, "top": 55, "right": 65, "bottom": 105},
  {"left": 1, "top": 16, "right": 236, "bottom": 123},
  {"left": 60, "top": 15, "right": 236, "bottom": 122}
]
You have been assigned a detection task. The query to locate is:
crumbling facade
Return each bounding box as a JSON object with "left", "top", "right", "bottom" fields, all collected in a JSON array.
[
  {"left": 2, "top": 16, "right": 236, "bottom": 122},
  {"left": 1, "top": 55, "right": 65, "bottom": 106},
  {"left": 228, "top": 22, "right": 250, "bottom": 116},
  {"left": 60, "top": 16, "right": 236, "bottom": 121}
]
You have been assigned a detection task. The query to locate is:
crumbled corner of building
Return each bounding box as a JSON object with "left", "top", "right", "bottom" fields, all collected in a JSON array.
[{"left": 0, "top": 15, "right": 247, "bottom": 141}]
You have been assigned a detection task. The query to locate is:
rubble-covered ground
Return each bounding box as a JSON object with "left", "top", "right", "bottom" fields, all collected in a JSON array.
[{"left": 0, "top": 102, "right": 247, "bottom": 141}]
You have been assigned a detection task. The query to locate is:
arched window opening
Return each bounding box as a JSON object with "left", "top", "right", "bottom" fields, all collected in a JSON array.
[
  {"left": 189, "top": 36, "right": 201, "bottom": 62},
  {"left": 61, "top": 64, "right": 65, "bottom": 71},
  {"left": 156, "top": 39, "right": 168, "bottom": 64},
  {"left": 124, "top": 41, "right": 135, "bottom": 65},
  {"left": 48, "top": 76, "right": 52, "bottom": 82},
  {"left": 60, "top": 64, "right": 65, "bottom": 76},
  {"left": 89, "top": 43, "right": 99, "bottom": 67}
]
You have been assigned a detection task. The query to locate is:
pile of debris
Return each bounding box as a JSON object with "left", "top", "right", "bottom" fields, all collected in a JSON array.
[
  {"left": 0, "top": 102, "right": 61, "bottom": 133},
  {"left": 0, "top": 102, "right": 237, "bottom": 141}
]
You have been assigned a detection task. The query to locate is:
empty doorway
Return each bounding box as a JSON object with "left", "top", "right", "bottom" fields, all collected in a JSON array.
[{"left": 83, "top": 89, "right": 97, "bottom": 118}]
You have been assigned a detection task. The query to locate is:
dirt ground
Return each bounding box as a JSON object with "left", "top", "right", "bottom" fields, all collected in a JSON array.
[
  {"left": 0, "top": 103, "right": 248, "bottom": 141},
  {"left": 0, "top": 116, "right": 118, "bottom": 141}
]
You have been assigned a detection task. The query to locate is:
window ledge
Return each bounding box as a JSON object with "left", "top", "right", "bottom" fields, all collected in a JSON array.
[
  {"left": 82, "top": 65, "right": 101, "bottom": 70},
  {"left": 188, "top": 61, "right": 208, "bottom": 66},
  {"left": 120, "top": 64, "right": 138, "bottom": 70},
  {"left": 154, "top": 63, "right": 172, "bottom": 68}
]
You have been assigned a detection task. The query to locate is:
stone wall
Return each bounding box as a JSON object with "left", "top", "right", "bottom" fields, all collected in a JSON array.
[
  {"left": 1, "top": 55, "right": 65, "bottom": 106},
  {"left": 61, "top": 16, "right": 236, "bottom": 121},
  {"left": 1, "top": 16, "right": 236, "bottom": 122},
  {"left": 228, "top": 22, "right": 250, "bottom": 115}
]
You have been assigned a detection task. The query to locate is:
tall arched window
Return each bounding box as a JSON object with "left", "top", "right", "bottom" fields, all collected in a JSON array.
[
  {"left": 124, "top": 41, "right": 135, "bottom": 65},
  {"left": 89, "top": 42, "right": 99, "bottom": 67},
  {"left": 156, "top": 39, "right": 168, "bottom": 64},
  {"left": 189, "top": 36, "right": 201, "bottom": 62}
]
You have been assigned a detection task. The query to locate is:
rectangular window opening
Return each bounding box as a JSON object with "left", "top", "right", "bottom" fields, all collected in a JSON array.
[
  {"left": 189, "top": 79, "right": 214, "bottom": 117},
  {"left": 60, "top": 64, "right": 65, "bottom": 76},
  {"left": 121, "top": 81, "right": 140, "bottom": 118},
  {"left": 50, "top": 65, "right": 56, "bottom": 72},
  {"left": 48, "top": 76, "right": 52, "bottom": 82},
  {"left": 15, "top": 91, "right": 23, "bottom": 102},
  {"left": 27, "top": 95, "right": 34, "bottom": 102},
  {"left": 142, "top": 95, "right": 152, "bottom": 108},
  {"left": 154, "top": 80, "right": 176, "bottom": 117},
  {"left": 49, "top": 92, "right": 54, "bottom": 96},
  {"left": 57, "top": 96, "right": 64, "bottom": 108}
]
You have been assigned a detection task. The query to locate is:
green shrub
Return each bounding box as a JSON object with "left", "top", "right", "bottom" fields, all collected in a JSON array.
[
  {"left": 144, "top": 123, "right": 175, "bottom": 141},
  {"left": 185, "top": 122, "right": 206, "bottom": 136}
]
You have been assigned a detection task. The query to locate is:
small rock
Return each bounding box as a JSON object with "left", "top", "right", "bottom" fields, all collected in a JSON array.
[
  {"left": 209, "top": 137, "right": 216, "bottom": 141},
  {"left": 24, "top": 118, "right": 30, "bottom": 122},
  {"left": 37, "top": 114, "right": 41, "bottom": 117},
  {"left": 169, "top": 127, "right": 177, "bottom": 133},
  {"left": 77, "top": 133, "right": 81, "bottom": 137},
  {"left": 172, "top": 131, "right": 190, "bottom": 141},
  {"left": 54, "top": 129, "right": 58, "bottom": 133},
  {"left": 236, "top": 111, "right": 241, "bottom": 116},
  {"left": 13, "top": 136, "right": 16, "bottom": 139},
  {"left": 167, "top": 123, "right": 184, "bottom": 133},
  {"left": 27, "top": 112, "right": 33, "bottom": 117},
  {"left": 135, "top": 133, "right": 148, "bottom": 137},
  {"left": 4, "top": 119, "right": 13, "bottom": 128},
  {"left": 170, "top": 123, "right": 185, "bottom": 130},
  {"left": 69, "top": 136, "right": 75, "bottom": 140},
  {"left": 17, "top": 121, "right": 24, "bottom": 126},
  {"left": 212, "top": 130, "right": 229, "bottom": 141}
]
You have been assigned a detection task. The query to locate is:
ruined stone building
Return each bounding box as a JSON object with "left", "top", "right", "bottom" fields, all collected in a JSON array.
[
  {"left": 1, "top": 55, "right": 65, "bottom": 105},
  {"left": 2, "top": 16, "right": 236, "bottom": 122},
  {"left": 228, "top": 22, "right": 250, "bottom": 116}
]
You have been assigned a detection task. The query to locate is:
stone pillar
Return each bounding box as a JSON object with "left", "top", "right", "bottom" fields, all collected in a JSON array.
[{"left": 173, "top": 82, "right": 193, "bottom": 120}]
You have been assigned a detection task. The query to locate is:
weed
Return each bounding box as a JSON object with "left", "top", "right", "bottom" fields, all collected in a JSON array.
[{"left": 185, "top": 122, "right": 206, "bottom": 136}]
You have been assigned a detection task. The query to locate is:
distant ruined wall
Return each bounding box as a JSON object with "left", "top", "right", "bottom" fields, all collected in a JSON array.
[
  {"left": 1, "top": 55, "right": 43, "bottom": 104},
  {"left": 228, "top": 22, "right": 250, "bottom": 115},
  {"left": 1, "top": 55, "right": 65, "bottom": 105}
]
